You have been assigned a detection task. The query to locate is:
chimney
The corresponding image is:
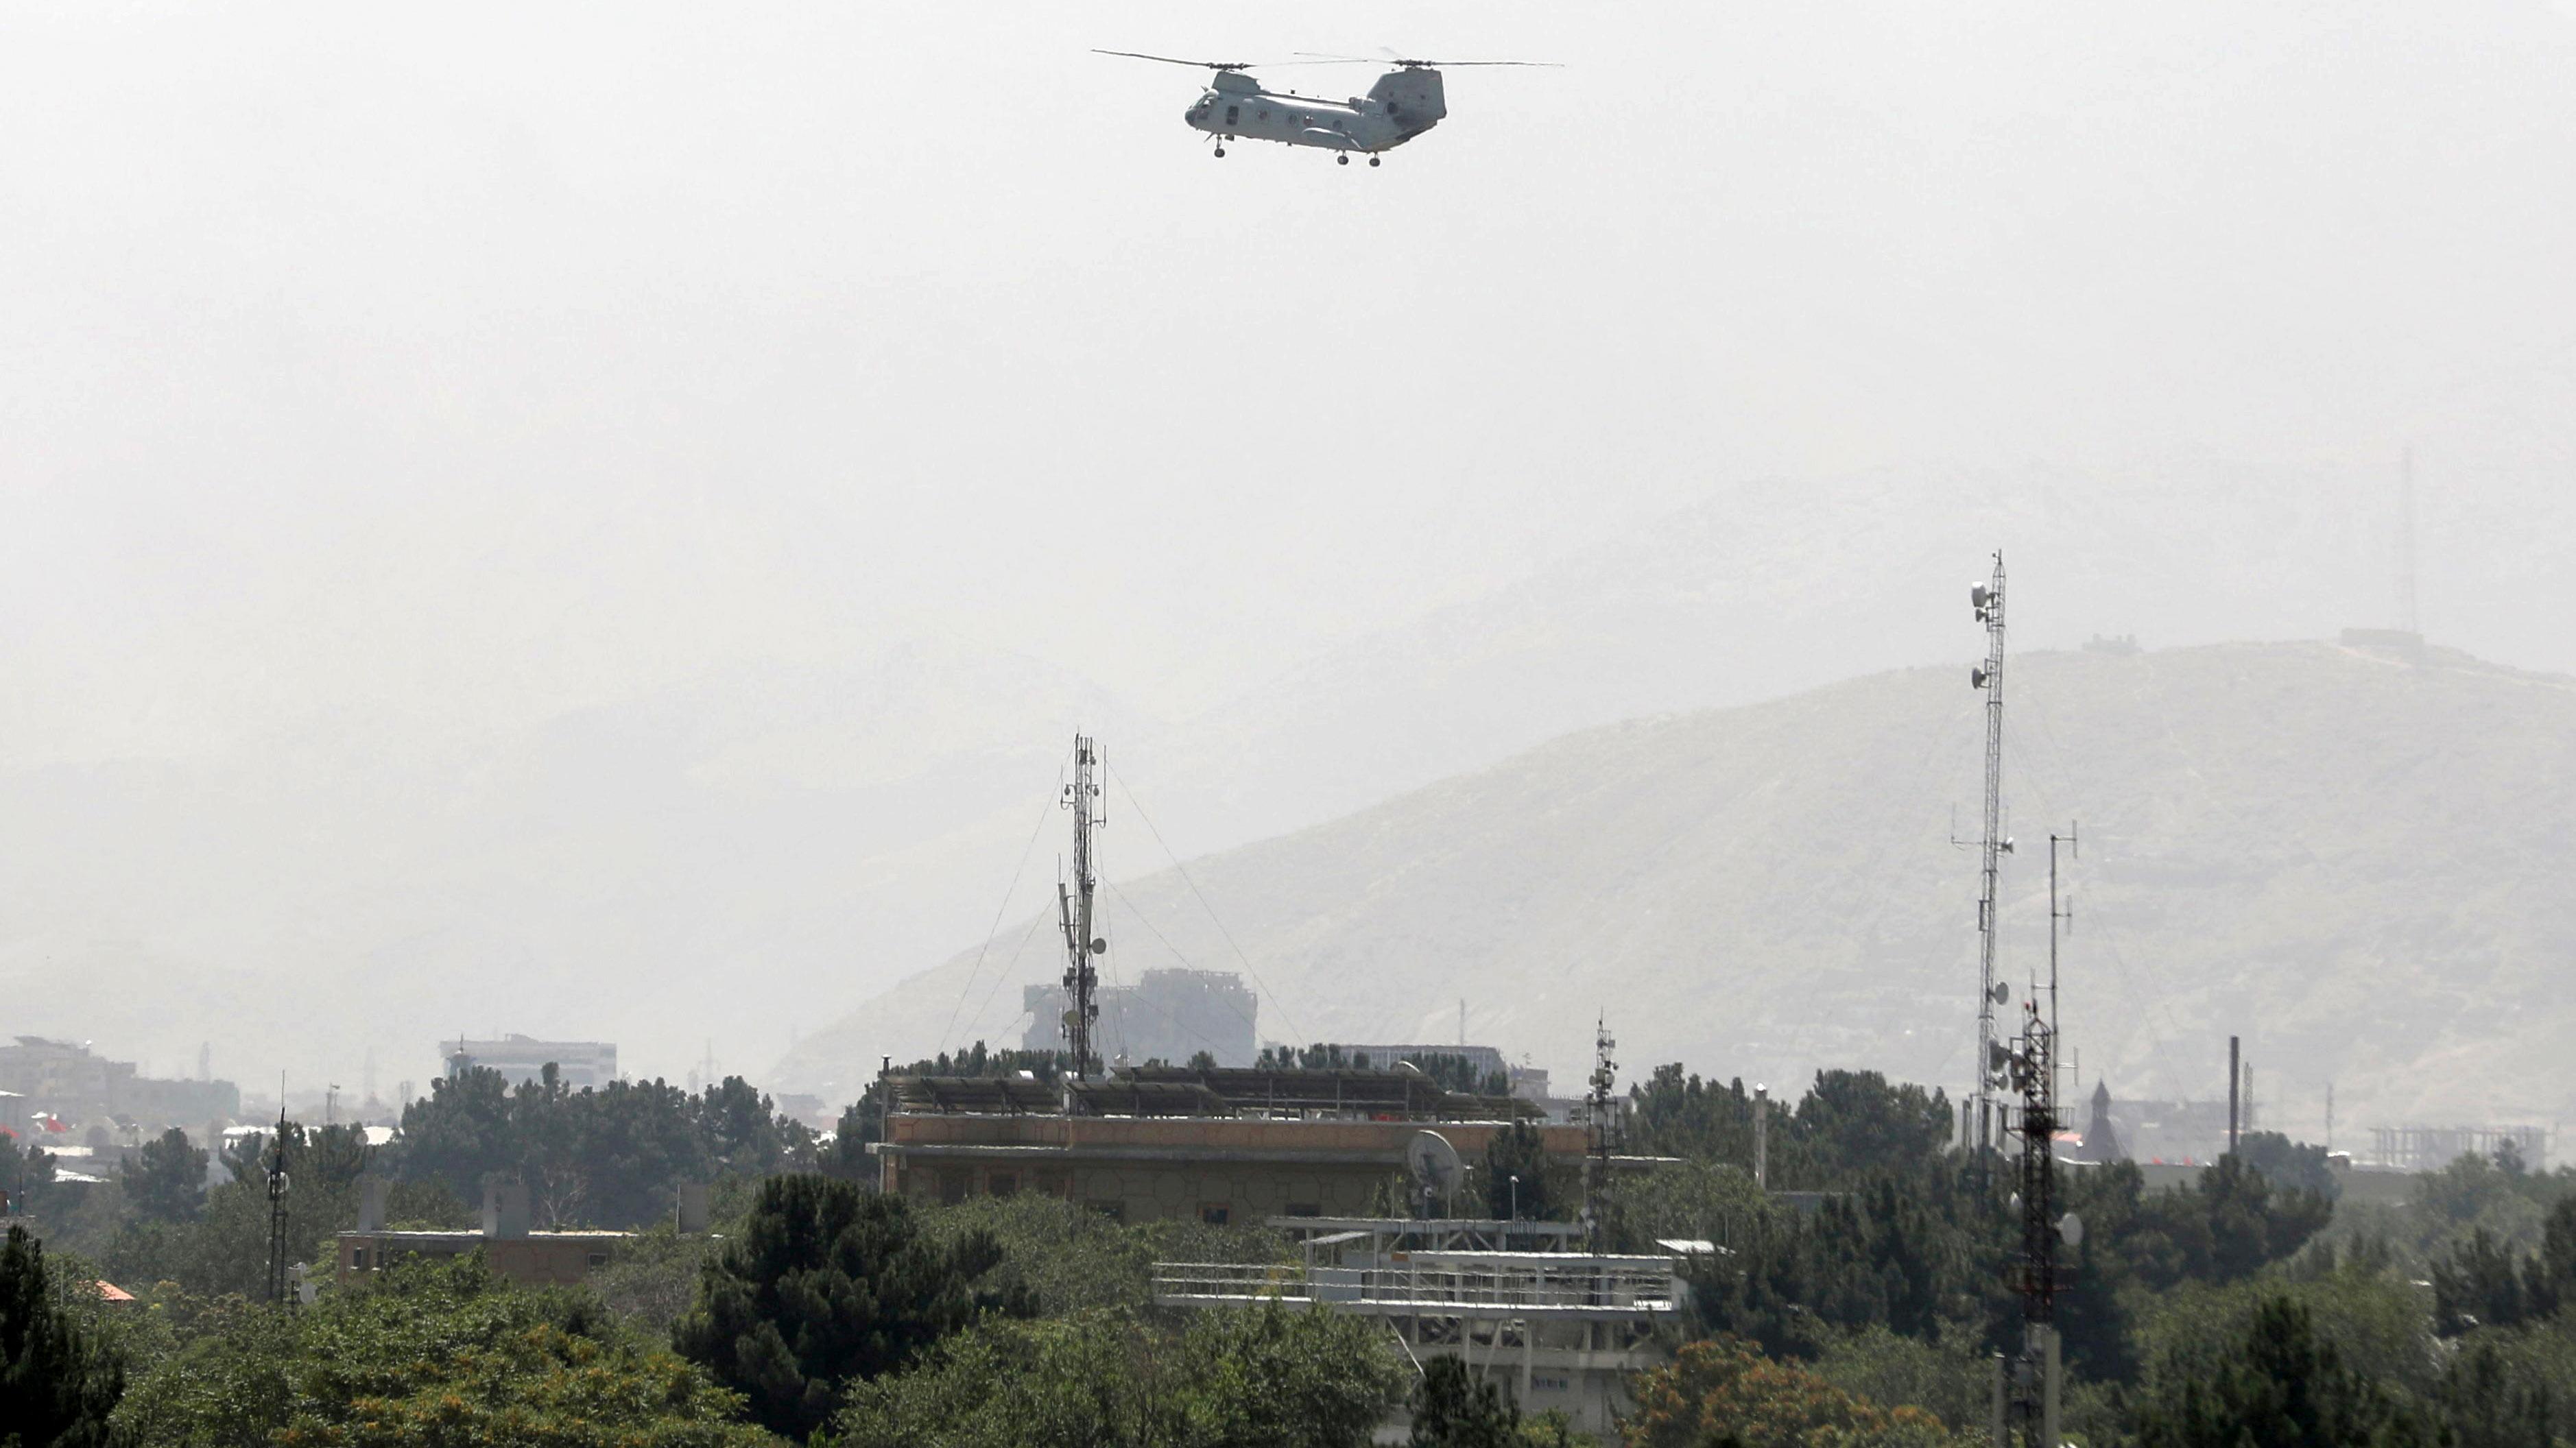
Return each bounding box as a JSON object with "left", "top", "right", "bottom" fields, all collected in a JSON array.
[
  {"left": 676, "top": 1181, "right": 710, "bottom": 1235},
  {"left": 357, "top": 1176, "right": 390, "bottom": 1233}
]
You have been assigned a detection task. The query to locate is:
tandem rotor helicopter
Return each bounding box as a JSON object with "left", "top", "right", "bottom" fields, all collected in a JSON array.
[{"left": 1094, "top": 49, "right": 1559, "bottom": 164}]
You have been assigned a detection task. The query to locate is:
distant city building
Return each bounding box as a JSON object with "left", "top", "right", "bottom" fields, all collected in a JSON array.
[
  {"left": 442, "top": 1035, "right": 618, "bottom": 1091},
  {"left": 1022, "top": 968, "right": 1256, "bottom": 1067},
  {"left": 2370, "top": 1124, "right": 2548, "bottom": 1172},
  {"left": 0, "top": 1036, "right": 240, "bottom": 1134},
  {"left": 2099, "top": 1095, "right": 2249, "bottom": 1166}
]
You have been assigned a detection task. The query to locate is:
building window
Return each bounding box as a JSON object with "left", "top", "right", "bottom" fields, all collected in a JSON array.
[
  {"left": 1200, "top": 1203, "right": 1230, "bottom": 1226},
  {"left": 988, "top": 1173, "right": 1016, "bottom": 1197},
  {"left": 1285, "top": 1203, "right": 1322, "bottom": 1218},
  {"left": 1084, "top": 1199, "right": 1125, "bottom": 1222},
  {"left": 586, "top": 1252, "right": 610, "bottom": 1268},
  {"left": 940, "top": 1173, "right": 968, "bottom": 1205},
  {"left": 350, "top": 1248, "right": 370, "bottom": 1269}
]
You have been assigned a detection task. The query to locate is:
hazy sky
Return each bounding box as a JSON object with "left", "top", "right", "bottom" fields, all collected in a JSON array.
[{"left": 5, "top": 1, "right": 2573, "bottom": 1089}]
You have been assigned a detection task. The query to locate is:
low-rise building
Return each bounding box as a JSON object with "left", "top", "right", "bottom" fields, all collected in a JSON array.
[
  {"left": 442, "top": 1035, "right": 619, "bottom": 1091},
  {"left": 333, "top": 1178, "right": 676, "bottom": 1289},
  {"left": 1157, "top": 1215, "right": 1685, "bottom": 1438},
  {"left": 870, "top": 1065, "right": 1607, "bottom": 1224}
]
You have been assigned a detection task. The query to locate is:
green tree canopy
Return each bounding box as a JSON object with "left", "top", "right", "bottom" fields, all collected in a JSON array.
[
  {"left": 122, "top": 1126, "right": 208, "bottom": 1224},
  {"left": 833, "top": 1302, "right": 1399, "bottom": 1448},
  {"left": 112, "top": 1254, "right": 767, "bottom": 1448},
  {"left": 0, "top": 1224, "right": 124, "bottom": 1448},
  {"left": 2130, "top": 1296, "right": 2435, "bottom": 1448},
  {"left": 673, "top": 1173, "right": 1025, "bottom": 1438}
]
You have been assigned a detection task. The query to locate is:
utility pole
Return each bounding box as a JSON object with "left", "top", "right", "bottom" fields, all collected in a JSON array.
[
  {"left": 265, "top": 1099, "right": 294, "bottom": 1311},
  {"left": 2326, "top": 1083, "right": 2335, "bottom": 1154},
  {"left": 1968, "top": 553, "right": 2013, "bottom": 1159},
  {"left": 1583, "top": 1019, "right": 1617, "bottom": 1254},
  {"left": 1058, "top": 735, "right": 1106, "bottom": 1083}
]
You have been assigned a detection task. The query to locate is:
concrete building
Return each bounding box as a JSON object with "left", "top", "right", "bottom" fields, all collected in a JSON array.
[
  {"left": 0, "top": 1037, "right": 239, "bottom": 1134},
  {"left": 871, "top": 1065, "right": 1609, "bottom": 1224},
  {"left": 1022, "top": 969, "right": 1257, "bottom": 1067},
  {"left": 442, "top": 1035, "right": 619, "bottom": 1091},
  {"left": 333, "top": 1177, "right": 698, "bottom": 1289},
  {"left": 1157, "top": 1216, "right": 1686, "bottom": 1438}
]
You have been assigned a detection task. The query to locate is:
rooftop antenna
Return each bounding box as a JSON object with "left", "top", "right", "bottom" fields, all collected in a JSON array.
[
  {"left": 1582, "top": 1017, "right": 1618, "bottom": 1254},
  {"left": 2049, "top": 825, "right": 2077, "bottom": 1098},
  {"left": 1058, "top": 734, "right": 1107, "bottom": 1083},
  {"left": 265, "top": 1082, "right": 294, "bottom": 1311},
  {"left": 1966, "top": 552, "right": 2014, "bottom": 1161}
]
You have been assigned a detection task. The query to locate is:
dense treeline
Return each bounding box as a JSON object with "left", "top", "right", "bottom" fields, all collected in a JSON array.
[{"left": 12, "top": 1054, "right": 2576, "bottom": 1445}]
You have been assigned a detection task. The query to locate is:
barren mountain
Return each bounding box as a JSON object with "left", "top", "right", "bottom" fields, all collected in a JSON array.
[{"left": 781, "top": 640, "right": 2576, "bottom": 1142}]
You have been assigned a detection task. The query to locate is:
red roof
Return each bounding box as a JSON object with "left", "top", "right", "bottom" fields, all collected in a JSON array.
[{"left": 93, "top": 1281, "right": 134, "bottom": 1303}]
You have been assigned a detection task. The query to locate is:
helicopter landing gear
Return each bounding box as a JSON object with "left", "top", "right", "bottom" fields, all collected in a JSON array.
[
  {"left": 1213, "top": 145, "right": 1225, "bottom": 158},
  {"left": 1337, "top": 154, "right": 1348, "bottom": 165},
  {"left": 1368, "top": 156, "right": 1381, "bottom": 167}
]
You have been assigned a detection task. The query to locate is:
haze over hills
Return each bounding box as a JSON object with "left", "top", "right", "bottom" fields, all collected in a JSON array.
[
  {"left": 6, "top": 0, "right": 2575, "bottom": 1093},
  {"left": 780, "top": 638, "right": 2576, "bottom": 1141}
]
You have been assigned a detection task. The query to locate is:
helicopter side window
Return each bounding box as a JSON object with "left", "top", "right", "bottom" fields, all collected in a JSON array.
[{"left": 1224, "top": 104, "right": 1239, "bottom": 128}]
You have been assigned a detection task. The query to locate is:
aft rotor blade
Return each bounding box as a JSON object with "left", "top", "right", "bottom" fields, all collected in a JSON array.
[{"left": 1393, "top": 59, "right": 1563, "bottom": 68}]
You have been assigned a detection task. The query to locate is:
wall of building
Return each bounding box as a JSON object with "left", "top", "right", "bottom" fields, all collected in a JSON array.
[{"left": 878, "top": 1113, "right": 1589, "bottom": 1224}]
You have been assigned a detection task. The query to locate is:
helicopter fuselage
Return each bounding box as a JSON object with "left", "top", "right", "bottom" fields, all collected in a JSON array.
[{"left": 1185, "top": 67, "right": 1446, "bottom": 156}]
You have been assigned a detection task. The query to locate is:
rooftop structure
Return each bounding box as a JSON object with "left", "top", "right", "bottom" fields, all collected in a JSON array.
[
  {"left": 872, "top": 1065, "right": 1606, "bottom": 1225},
  {"left": 442, "top": 1035, "right": 618, "bottom": 1091},
  {"left": 2369, "top": 1124, "right": 2549, "bottom": 1172},
  {"left": 1157, "top": 1216, "right": 1686, "bottom": 1436}
]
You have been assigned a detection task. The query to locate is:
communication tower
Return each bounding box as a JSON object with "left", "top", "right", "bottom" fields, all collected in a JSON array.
[
  {"left": 264, "top": 1101, "right": 294, "bottom": 1310},
  {"left": 1582, "top": 1017, "right": 1618, "bottom": 1253},
  {"left": 1058, "top": 735, "right": 1107, "bottom": 1081},
  {"left": 1968, "top": 553, "right": 2013, "bottom": 1155},
  {"left": 1992, "top": 825, "right": 2077, "bottom": 1445}
]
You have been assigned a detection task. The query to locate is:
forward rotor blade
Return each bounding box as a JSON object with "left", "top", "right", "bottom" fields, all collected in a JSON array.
[
  {"left": 1095, "top": 48, "right": 1346, "bottom": 70},
  {"left": 1093, "top": 49, "right": 1257, "bottom": 69}
]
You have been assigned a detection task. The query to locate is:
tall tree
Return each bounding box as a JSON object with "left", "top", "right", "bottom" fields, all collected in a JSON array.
[
  {"left": 1480, "top": 1119, "right": 1557, "bottom": 1221},
  {"left": 0, "top": 1225, "right": 124, "bottom": 1447},
  {"left": 1408, "top": 1356, "right": 1518, "bottom": 1447},
  {"left": 121, "top": 1126, "right": 209, "bottom": 1224},
  {"left": 673, "top": 1174, "right": 1025, "bottom": 1438}
]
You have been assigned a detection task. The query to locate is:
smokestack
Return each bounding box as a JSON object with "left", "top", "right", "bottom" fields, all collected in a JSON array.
[{"left": 2227, "top": 1035, "right": 2241, "bottom": 1155}]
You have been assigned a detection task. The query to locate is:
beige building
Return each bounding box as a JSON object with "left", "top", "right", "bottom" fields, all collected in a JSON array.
[{"left": 871, "top": 1065, "right": 1593, "bottom": 1224}]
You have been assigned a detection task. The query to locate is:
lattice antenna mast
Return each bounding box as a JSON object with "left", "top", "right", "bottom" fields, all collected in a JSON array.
[
  {"left": 1993, "top": 827, "right": 2079, "bottom": 1445},
  {"left": 2048, "top": 826, "right": 2077, "bottom": 1093},
  {"left": 265, "top": 1096, "right": 294, "bottom": 1310},
  {"left": 1584, "top": 1018, "right": 1618, "bottom": 1254},
  {"left": 1057, "top": 735, "right": 1106, "bottom": 1081},
  {"left": 1968, "top": 553, "right": 2013, "bottom": 1155}
]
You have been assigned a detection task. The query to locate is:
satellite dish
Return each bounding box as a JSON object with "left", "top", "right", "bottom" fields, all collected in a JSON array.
[
  {"left": 2058, "top": 1212, "right": 2085, "bottom": 1247},
  {"left": 1991, "top": 980, "right": 2012, "bottom": 1004},
  {"left": 1405, "top": 1131, "right": 1462, "bottom": 1198},
  {"left": 1061, "top": 1010, "right": 1081, "bottom": 1030}
]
